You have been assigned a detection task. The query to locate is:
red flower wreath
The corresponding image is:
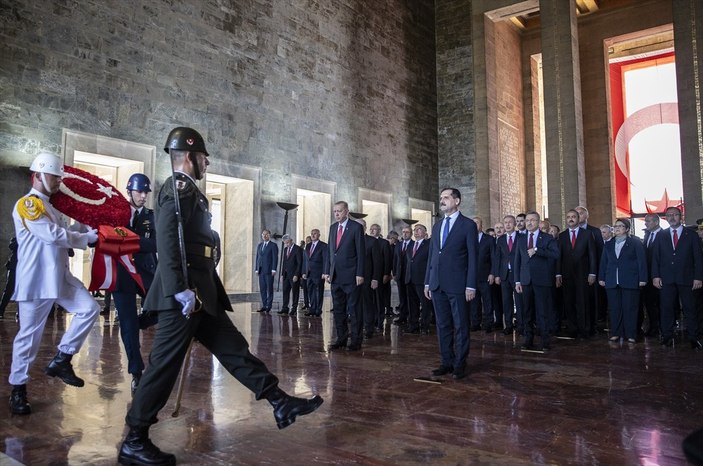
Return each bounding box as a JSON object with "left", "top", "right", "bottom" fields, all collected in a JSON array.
[{"left": 51, "top": 165, "right": 131, "bottom": 228}]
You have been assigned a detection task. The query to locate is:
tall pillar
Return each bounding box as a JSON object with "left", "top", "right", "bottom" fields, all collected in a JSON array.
[
  {"left": 540, "top": 0, "right": 586, "bottom": 226},
  {"left": 673, "top": 0, "right": 703, "bottom": 223}
]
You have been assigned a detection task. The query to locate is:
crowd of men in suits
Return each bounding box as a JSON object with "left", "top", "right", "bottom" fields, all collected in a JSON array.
[{"left": 255, "top": 196, "right": 703, "bottom": 373}]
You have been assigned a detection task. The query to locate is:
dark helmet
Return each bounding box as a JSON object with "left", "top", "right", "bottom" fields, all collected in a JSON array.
[
  {"left": 163, "top": 127, "right": 209, "bottom": 156},
  {"left": 126, "top": 173, "right": 152, "bottom": 192}
]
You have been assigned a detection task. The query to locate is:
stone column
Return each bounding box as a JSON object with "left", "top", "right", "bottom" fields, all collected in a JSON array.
[
  {"left": 539, "top": 0, "right": 586, "bottom": 226},
  {"left": 673, "top": 0, "right": 703, "bottom": 223}
]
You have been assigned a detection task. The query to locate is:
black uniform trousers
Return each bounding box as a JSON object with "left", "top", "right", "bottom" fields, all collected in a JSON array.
[
  {"left": 112, "top": 291, "right": 145, "bottom": 375},
  {"left": 126, "top": 308, "right": 278, "bottom": 428}
]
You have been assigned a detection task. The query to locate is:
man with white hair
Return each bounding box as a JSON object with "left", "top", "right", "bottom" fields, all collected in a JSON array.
[{"left": 8, "top": 151, "right": 99, "bottom": 415}]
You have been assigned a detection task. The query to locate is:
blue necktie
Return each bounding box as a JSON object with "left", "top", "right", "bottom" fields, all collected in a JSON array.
[{"left": 442, "top": 217, "right": 450, "bottom": 248}]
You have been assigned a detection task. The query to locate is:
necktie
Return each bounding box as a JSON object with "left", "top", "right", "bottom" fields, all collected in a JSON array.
[
  {"left": 413, "top": 241, "right": 419, "bottom": 257},
  {"left": 571, "top": 230, "right": 576, "bottom": 249},
  {"left": 528, "top": 233, "right": 534, "bottom": 249},
  {"left": 648, "top": 233, "right": 655, "bottom": 248},
  {"left": 132, "top": 209, "right": 139, "bottom": 228},
  {"left": 336, "top": 224, "right": 343, "bottom": 249},
  {"left": 441, "top": 217, "right": 450, "bottom": 248},
  {"left": 673, "top": 229, "right": 679, "bottom": 248},
  {"left": 309, "top": 243, "right": 315, "bottom": 257},
  {"left": 508, "top": 234, "right": 513, "bottom": 252},
  {"left": 287, "top": 246, "right": 291, "bottom": 258},
  {"left": 401, "top": 241, "right": 407, "bottom": 256}
]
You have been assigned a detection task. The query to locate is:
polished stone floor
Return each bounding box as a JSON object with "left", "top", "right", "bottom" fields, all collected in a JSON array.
[{"left": 0, "top": 298, "right": 701, "bottom": 465}]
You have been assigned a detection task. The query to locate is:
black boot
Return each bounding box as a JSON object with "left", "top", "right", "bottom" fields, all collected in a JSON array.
[
  {"left": 118, "top": 426, "right": 175, "bottom": 466},
  {"left": 266, "top": 387, "right": 323, "bottom": 429},
  {"left": 9, "top": 384, "right": 31, "bottom": 415},
  {"left": 45, "top": 351, "right": 85, "bottom": 387}
]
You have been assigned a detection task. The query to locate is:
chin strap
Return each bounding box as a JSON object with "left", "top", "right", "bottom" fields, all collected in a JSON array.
[
  {"left": 189, "top": 152, "right": 201, "bottom": 180},
  {"left": 40, "top": 172, "right": 52, "bottom": 194}
]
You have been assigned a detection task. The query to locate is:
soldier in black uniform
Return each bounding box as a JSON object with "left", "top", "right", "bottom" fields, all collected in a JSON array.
[
  {"left": 0, "top": 236, "right": 18, "bottom": 320},
  {"left": 118, "top": 127, "right": 323, "bottom": 466},
  {"left": 112, "top": 173, "right": 158, "bottom": 395}
]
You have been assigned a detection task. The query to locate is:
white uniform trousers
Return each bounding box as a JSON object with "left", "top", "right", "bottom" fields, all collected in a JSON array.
[{"left": 9, "top": 284, "right": 99, "bottom": 386}]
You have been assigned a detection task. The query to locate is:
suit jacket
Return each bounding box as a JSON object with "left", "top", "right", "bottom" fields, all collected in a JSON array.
[
  {"left": 144, "top": 173, "right": 232, "bottom": 315},
  {"left": 405, "top": 238, "right": 429, "bottom": 285},
  {"left": 377, "top": 237, "right": 393, "bottom": 277},
  {"left": 556, "top": 228, "right": 597, "bottom": 278},
  {"left": 394, "top": 240, "right": 414, "bottom": 281},
  {"left": 424, "top": 213, "right": 478, "bottom": 294},
  {"left": 326, "top": 219, "right": 365, "bottom": 288},
  {"left": 476, "top": 232, "right": 495, "bottom": 280},
  {"left": 493, "top": 232, "right": 518, "bottom": 280},
  {"left": 255, "top": 240, "right": 278, "bottom": 274},
  {"left": 115, "top": 207, "right": 158, "bottom": 293},
  {"left": 643, "top": 228, "right": 662, "bottom": 274},
  {"left": 583, "top": 223, "right": 604, "bottom": 266},
  {"left": 513, "top": 230, "right": 559, "bottom": 287},
  {"left": 651, "top": 226, "right": 703, "bottom": 285},
  {"left": 598, "top": 237, "right": 647, "bottom": 289},
  {"left": 11, "top": 189, "right": 93, "bottom": 301},
  {"left": 281, "top": 243, "right": 303, "bottom": 279},
  {"left": 304, "top": 240, "right": 328, "bottom": 280},
  {"left": 362, "top": 234, "right": 383, "bottom": 283}
]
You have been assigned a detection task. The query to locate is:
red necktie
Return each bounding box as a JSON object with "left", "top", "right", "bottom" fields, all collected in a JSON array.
[
  {"left": 571, "top": 230, "right": 576, "bottom": 249},
  {"left": 528, "top": 233, "right": 534, "bottom": 249},
  {"left": 673, "top": 229, "right": 679, "bottom": 248},
  {"left": 336, "top": 224, "right": 343, "bottom": 249},
  {"left": 401, "top": 241, "right": 407, "bottom": 256},
  {"left": 413, "top": 241, "right": 419, "bottom": 257},
  {"left": 508, "top": 234, "right": 513, "bottom": 252}
]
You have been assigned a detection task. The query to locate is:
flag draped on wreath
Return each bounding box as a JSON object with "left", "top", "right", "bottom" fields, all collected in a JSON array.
[{"left": 50, "top": 165, "right": 145, "bottom": 293}]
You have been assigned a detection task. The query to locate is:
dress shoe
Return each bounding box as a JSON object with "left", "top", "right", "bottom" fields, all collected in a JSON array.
[
  {"left": 520, "top": 339, "right": 534, "bottom": 350},
  {"left": 257, "top": 307, "right": 267, "bottom": 313},
  {"left": 375, "top": 326, "right": 384, "bottom": 333},
  {"left": 364, "top": 331, "right": 374, "bottom": 339},
  {"left": 393, "top": 318, "right": 407, "bottom": 325},
  {"left": 346, "top": 343, "right": 362, "bottom": 351},
  {"left": 452, "top": 367, "right": 467, "bottom": 380},
  {"left": 661, "top": 337, "right": 674, "bottom": 347},
  {"left": 327, "top": 340, "right": 347, "bottom": 351},
  {"left": 421, "top": 329, "right": 431, "bottom": 335},
  {"left": 470, "top": 325, "right": 481, "bottom": 332},
  {"left": 289, "top": 310, "right": 297, "bottom": 317},
  {"left": 301, "top": 305, "right": 309, "bottom": 310},
  {"left": 266, "top": 387, "right": 324, "bottom": 429},
  {"left": 609, "top": 335, "right": 620, "bottom": 342},
  {"left": 503, "top": 327, "right": 513, "bottom": 335},
  {"left": 431, "top": 365, "right": 452, "bottom": 376},
  {"left": 9, "top": 384, "right": 31, "bottom": 415},
  {"left": 45, "top": 351, "right": 84, "bottom": 387},
  {"left": 304, "top": 311, "right": 314, "bottom": 317},
  {"left": 627, "top": 338, "right": 636, "bottom": 344},
  {"left": 691, "top": 340, "right": 703, "bottom": 350},
  {"left": 118, "top": 426, "right": 176, "bottom": 466},
  {"left": 277, "top": 309, "right": 289, "bottom": 315},
  {"left": 541, "top": 342, "right": 551, "bottom": 351},
  {"left": 131, "top": 373, "right": 141, "bottom": 396},
  {"left": 484, "top": 327, "right": 493, "bottom": 334},
  {"left": 403, "top": 328, "right": 421, "bottom": 335}
]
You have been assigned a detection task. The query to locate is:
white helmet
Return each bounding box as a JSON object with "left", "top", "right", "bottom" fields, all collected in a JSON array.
[{"left": 29, "top": 151, "right": 64, "bottom": 177}]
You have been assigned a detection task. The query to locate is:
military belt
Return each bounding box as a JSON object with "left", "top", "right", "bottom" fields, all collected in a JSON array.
[{"left": 185, "top": 243, "right": 213, "bottom": 259}]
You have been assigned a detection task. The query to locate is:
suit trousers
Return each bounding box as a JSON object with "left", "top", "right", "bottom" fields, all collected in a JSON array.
[
  {"left": 396, "top": 279, "right": 409, "bottom": 320},
  {"left": 126, "top": 308, "right": 279, "bottom": 427},
  {"left": 258, "top": 272, "right": 274, "bottom": 309},
  {"left": 431, "top": 289, "right": 470, "bottom": 370},
  {"left": 281, "top": 277, "right": 300, "bottom": 311},
  {"left": 307, "top": 278, "right": 324, "bottom": 315},
  {"left": 562, "top": 275, "right": 592, "bottom": 337},
  {"left": 9, "top": 286, "right": 99, "bottom": 385},
  {"left": 470, "top": 280, "right": 493, "bottom": 329},
  {"left": 500, "top": 271, "right": 520, "bottom": 331},
  {"left": 521, "top": 283, "right": 552, "bottom": 343},
  {"left": 113, "top": 290, "right": 146, "bottom": 375},
  {"left": 606, "top": 287, "right": 640, "bottom": 339},
  {"left": 301, "top": 277, "right": 309, "bottom": 307},
  {"left": 660, "top": 283, "right": 700, "bottom": 341},
  {"left": 331, "top": 283, "right": 362, "bottom": 345},
  {"left": 642, "top": 283, "right": 660, "bottom": 334},
  {"left": 361, "top": 284, "right": 376, "bottom": 333},
  {"left": 407, "top": 283, "right": 433, "bottom": 331}
]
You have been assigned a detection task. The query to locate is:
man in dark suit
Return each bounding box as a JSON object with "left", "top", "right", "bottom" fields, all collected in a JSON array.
[
  {"left": 255, "top": 229, "right": 278, "bottom": 313},
  {"left": 369, "top": 223, "right": 392, "bottom": 331},
  {"left": 357, "top": 219, "right": 382, "bottom": 338},
  {"left": 470, "top": 216, "right": 495, "bottom": 333},
  {"left": 652, "top": 206, "right": 703, "bottom": 349},
  {"left": 303, "top": 229, "right": 327, "bottom": 317},
  {"left": 575, "top": 205, "right": 606, "bottom": 333},
  {"left": 384, "top": 231, "right": 399, "bottom": 316},
  {"left": 493, "top": 215, "right": 522, "bottom": 335},
  {"left": 300, "top": 236, "right": 311, "bottom": 310},
  {"left": 118, "top": 127, "right": 322, "bottom": 466},
  {"left": 325, "top": 201, "right": 365, "bottom": 351},
  {"left": 112, "top": 173, "right": 158, "bottom": 395},
  {"left": 393, "top": 226, "right": 413, "bottom": 326},
  {"left": 424, "top": 188, "right": 478, "bottom": 380},
  {"left": 556, "top": 209, "right": 597, "bottom": 338},
  {"left": 642, "top": 213, "right": 662, "bottom": 337},
  {"left": 406, "top": 224, "right": 432, "bottom": 334},
  {"left": 514, "top": 211, "right": 560, "bottom": 351},
  {"left": 279, "top": 234, "right": 303, "bottom": 316}
]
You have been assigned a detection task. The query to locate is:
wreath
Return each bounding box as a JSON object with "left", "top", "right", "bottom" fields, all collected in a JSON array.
[{"left": 51, "top": 165, "right": 130, "bottom": 228}]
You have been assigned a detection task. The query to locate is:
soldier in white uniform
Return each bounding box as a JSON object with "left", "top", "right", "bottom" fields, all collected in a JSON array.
[{"left": 8, "top": 151, "right": 100, "bottom": 415}]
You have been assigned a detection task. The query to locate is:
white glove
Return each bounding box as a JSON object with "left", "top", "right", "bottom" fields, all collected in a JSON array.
[
  {"left": 174, "top": 289, "right": 196, "bottom": 316},
  {"left": 84, "top": 228, "right": 98, "bottom": 244}
]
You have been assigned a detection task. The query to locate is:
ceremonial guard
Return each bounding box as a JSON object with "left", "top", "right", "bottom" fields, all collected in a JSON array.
[
  {"left": 118, "top": 127, "right": 323, "bottom": 466},
  {"left": 8, "top": 152, "right": 99, "bottom": 415},
  {"left": 112, "top": 173, "right": 158, "bottom": 395}
]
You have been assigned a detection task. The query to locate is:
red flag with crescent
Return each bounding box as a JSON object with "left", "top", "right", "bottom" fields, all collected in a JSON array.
[{"left": 50, "top": 165, "right": 145, "bottom": 292}]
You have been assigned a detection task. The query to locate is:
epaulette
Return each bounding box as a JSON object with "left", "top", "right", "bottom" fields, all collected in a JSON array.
[{"left": 16, "top": 195, "right": 46, "bottom": 228}]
